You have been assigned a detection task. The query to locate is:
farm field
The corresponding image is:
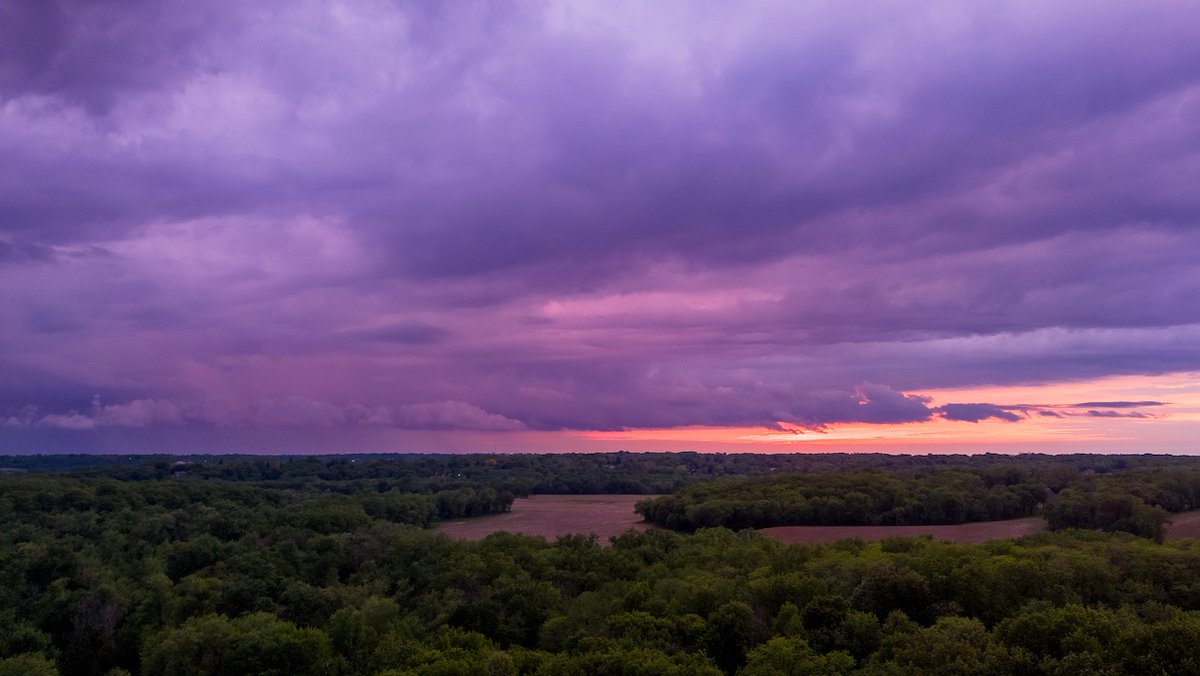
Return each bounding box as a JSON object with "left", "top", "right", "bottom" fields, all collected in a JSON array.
[
  {"left": 759, "top": 516, "right": 1047, "bottom": 544},
  {"left": 1165, "top": 510, "right": 1200, "bottom": 538},
  {"left": 438, "top": 498, "right": 1200, "bottom": 544},
  {"left": 438, "top": 495, "right": 1052, "bottom": 543},
  {"left": 762, "top": 510, "right": 1200, "bottom": 543},
  {"left": 435, "top": 494, "right": 653, "bottom": 541}
]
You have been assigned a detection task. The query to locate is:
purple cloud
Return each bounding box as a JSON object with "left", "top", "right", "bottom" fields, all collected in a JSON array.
[
  {"left": 0, "top": 237, "right": 57, "bottom": 265},
  {"left": 1075, "top": 401, "right": 1165, "bottom": 409},
  {"left": 936, "top": 404, "right": 1023, "bottom": 424},
  {"left": 3, "top": 2, "right": 1200, "bottom": 451},
  {"left": 393, "top": 401, "right": 526, "bottom": 432},
  {"left": 1085, "top": 410, "right": 1152, "bottom": 419}
]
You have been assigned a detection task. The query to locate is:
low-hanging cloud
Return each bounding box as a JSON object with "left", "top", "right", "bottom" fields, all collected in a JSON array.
[
  {"left": 1085, "top": 410, "right": 1152, "bottom": 419},
  {"left": 394, "top": 401, "right": 527, "bottom": 432},
  {"left": 936, "top": 403, "right": 1023, "bottom": 424},
  {"left": 1075, "top": 401, "right": 1166, "bottom": 409},
  {"left": 25, "top": 396, "right": 525, "bottom": 433}
]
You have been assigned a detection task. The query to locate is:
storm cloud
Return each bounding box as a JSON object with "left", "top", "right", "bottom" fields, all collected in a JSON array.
[
  {"left": 2, "top": 1, "right": 1200, "bottom": 451},
  {"left": 936, "top": 404, "right": 1023, "bottom": 424}
]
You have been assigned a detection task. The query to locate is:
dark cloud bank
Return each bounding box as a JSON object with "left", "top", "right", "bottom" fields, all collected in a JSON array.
[{"left": 2, "top": 2, "right": 1199, "bottom": 450}]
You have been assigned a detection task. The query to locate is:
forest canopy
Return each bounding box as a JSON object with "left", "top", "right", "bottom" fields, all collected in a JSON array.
[
  {"left": 635, "top": 461, "right": 1199, "bottom": 541},
  {"left": 4, "top": 452, "right": 1200, "bottom": 675}
]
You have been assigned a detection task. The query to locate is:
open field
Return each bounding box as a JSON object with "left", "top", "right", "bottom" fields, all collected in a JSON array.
[
  {"left": 759, "top": 509, "right": 1200, "bottom": 544},
  {"left": 437, "top": 495, "right": 1048, "bottom": 544},
  {"left": 436, "top": 494, "right": 653, "bottom": 541},
  {"left": 759, "top": 517, "right": 1047, "bottom": 544},
  {"left": 437, "top": 497, "right": 1200, "bottom": 545},
  {"left": 1165, "top": 510, "right": 1200, "bottom": 538}
]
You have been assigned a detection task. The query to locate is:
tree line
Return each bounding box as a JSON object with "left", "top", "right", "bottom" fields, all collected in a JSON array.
[
  {"left": 7, "top": 450, "right": 1189, "bottom": 496},
  {"left": 635, "top": 469, "right": 1047, "bottom": 532},
  {"left": 636, "top": 461, "right": 1200, "bottom": 541}
]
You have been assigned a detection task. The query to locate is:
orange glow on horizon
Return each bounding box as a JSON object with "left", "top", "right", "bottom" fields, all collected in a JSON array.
[{"left": 569, "top": 371, "right": 1200, "bottom": 453}]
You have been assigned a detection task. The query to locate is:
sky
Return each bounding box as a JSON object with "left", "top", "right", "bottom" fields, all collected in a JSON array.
[{"left": 2, "top": 1, "right": 1200, "bottom": 455}]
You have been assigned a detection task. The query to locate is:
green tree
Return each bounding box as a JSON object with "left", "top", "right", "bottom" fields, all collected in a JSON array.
[
  {"left": 141, "top": 613, "right": 332, "bottom": 676},
  {"left": 0, "top": 653, "right": 58, "bottom": 676},
  {"left": 740, "top": 636, "right": 854, "bottom": 675},
  {"left": 703, "top": 601, "right": 757, "bottom": 673}
]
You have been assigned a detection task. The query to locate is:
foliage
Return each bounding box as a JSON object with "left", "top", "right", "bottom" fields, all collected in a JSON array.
[
  {"left": 636, "top": 469, "right": 1045, "bottom": 530},
  {"left": 638, "top": 458, "right": 1200, "bottom": 538},
  {"left": 4, "top": 454, "right": 1200, "bottom": 674}
]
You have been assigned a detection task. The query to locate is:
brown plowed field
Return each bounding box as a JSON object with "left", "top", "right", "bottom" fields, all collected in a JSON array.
[
  {"left": 759, "top": 510, "right": 1200, "bottom": 544},
  {"left": 759, "top": 517, "right": 1047, "bottom": 544},
  {"left": 1165, "top": 510, "right": 1200, "bottom": 538},
  {"left": 436, "top": 494, "right": 653, "bottom": 542},
  {"left": 436, "top": 500, "right": 1200, "bottom": 545}
]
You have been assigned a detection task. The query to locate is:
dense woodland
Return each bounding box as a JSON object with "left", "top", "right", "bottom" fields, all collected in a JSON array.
[
  {"left": 4, "top": 452, "right": 1200, "bottom": 674},
  {"left": 7, "top": 450, "right": 1179, "bottom": 494},
  {"left": 636, "top": 461, "right": 1200, "bottom": 541}
]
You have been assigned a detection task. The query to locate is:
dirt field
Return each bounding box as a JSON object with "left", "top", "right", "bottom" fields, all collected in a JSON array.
[
  {"left": 759, "top": 517, "right": 1048, "bottom": 544},
  {"left": 1166, "top": 510, "right": 1200, "bottom": 538},
  {"left": 436, "top": 494, "right": 653, "bottom": 542},
  {"left": 762, "top": 511, "right": 1200, "bottom": 543},
  {"left": 436, "top": 500, "right": 1200, "bottom": 545},
  {"left": 437, "top": 495, "right": 1045, "bottom": 545}
]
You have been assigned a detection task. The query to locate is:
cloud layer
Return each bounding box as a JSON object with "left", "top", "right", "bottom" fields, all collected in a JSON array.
[{"left": 2, "top": 1, "right": 1199, "bottom": 451}]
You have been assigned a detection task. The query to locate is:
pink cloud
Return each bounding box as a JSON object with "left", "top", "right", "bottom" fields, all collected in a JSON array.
[{"left": 394, "top": 401, "right": 526, "bottom": 432}]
